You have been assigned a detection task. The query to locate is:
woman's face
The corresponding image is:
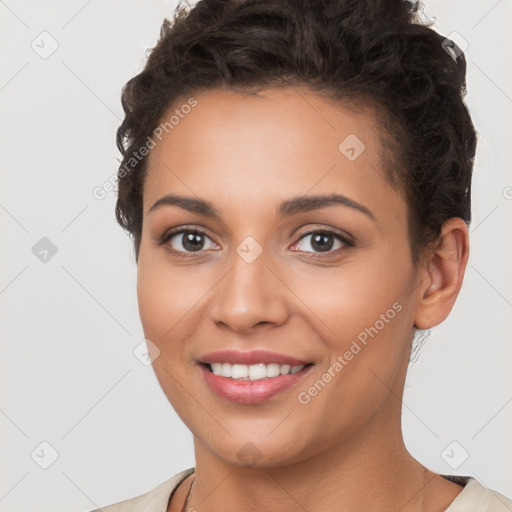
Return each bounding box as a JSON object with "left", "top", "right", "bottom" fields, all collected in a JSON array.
[{"left": 137, "top": 87, "right": 424, "bottom": 467}]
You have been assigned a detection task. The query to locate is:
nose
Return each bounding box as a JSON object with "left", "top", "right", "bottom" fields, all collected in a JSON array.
[{"left": 210, "top": 249, "right": 289, "bottom": 334}]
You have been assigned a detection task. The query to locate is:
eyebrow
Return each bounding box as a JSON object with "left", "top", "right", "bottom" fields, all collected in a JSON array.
[{"left": 148, "top": 193, "right": 375, "bottom": 221}]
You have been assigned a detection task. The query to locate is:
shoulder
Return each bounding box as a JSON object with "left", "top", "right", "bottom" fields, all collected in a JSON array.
[
  {"left": 89, "top": 468, "right": 194, "bottom": 512},
  {"left": 445, "top": 477, "right": 512, "bottom": 511}
]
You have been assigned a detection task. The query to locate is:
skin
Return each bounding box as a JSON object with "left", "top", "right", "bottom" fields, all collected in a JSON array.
[{"left": 136, "top": 86, "right": 470, "bottom": 511}]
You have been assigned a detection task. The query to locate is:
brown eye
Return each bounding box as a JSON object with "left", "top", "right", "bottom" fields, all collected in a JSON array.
[
  {"left": 291, "top": 229, "right": 352, "bottom": 254},
  {"left": 161, "top": 228, "right": 219, "bottom": 254}
]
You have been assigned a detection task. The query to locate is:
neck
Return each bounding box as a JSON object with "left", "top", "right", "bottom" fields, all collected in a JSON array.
[
  {"left": 188, "top": 401, "right": 431, "bottom": 512},
  {"left": 174, "top": 346, "right": 465, "bottom": 512}
]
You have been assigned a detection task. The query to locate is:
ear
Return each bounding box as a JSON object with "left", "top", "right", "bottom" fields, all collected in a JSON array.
[{"left": 414, "top": 217, "right": 470, "bottom": 330}]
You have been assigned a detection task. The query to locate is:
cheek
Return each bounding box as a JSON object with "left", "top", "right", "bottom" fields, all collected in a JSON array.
[
  {"left": 136, "top": 252, "right": 203, "bottom": 415},
  {"left": 289, "top": 251, "right": 416, "bottom": 408},
  {"left": 137, "top": 250, "right": 211, "bottom": 342},
  {"left": 289, "top": 251, "right": 414, "bottom": 347}
]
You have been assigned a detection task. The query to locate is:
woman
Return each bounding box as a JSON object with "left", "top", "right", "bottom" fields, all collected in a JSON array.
[{"left": 96, "top": 0, "right": 511, "bottom": 510}]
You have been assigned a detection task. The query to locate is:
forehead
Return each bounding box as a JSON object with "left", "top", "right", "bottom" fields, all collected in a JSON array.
[{"left": 143, "top": 87, "right": 404, "bottom": 226}]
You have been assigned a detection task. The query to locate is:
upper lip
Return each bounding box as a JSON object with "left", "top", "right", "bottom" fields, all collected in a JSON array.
[{"left": 199, "top": 350, "right": 310, "bottom": 366}]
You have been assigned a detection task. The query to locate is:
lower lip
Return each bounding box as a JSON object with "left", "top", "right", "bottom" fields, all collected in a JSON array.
[{"left": 200, "top": 364, "right": 311, "bottom": 405}]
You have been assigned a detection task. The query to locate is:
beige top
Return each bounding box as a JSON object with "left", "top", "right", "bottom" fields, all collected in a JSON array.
[{"left": 92, "top": 469, "right": 512, "bottom": 512}]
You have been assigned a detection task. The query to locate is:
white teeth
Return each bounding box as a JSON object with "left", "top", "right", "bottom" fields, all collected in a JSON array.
[
  {"left": 280, "top": 364, "right": 291, "bottom": 375},
  {"left": 211, "top": 363, "right": 222, "bottom": 375},
  {"left": 266, "top": 363, "right": 281, "bottom": 378},
  {"left": 231, "top": 364, "right": 248, "bottom": 379},
  {"left": 249, "top": 363, "right": 267, "bottom": 380},
  {"left": 221, "top": 363, "right": 232, "bottom": 378},
  {"left": 209, "top": 362, "right": 305, "bottom": 380}
]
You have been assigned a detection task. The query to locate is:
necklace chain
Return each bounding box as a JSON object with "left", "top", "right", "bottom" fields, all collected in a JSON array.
[
  {"left": 181, "top": 473, "right": 426, "bottom": 511},
  {"left": 182, "top": 476, "right": 195, "bottom": 512}
]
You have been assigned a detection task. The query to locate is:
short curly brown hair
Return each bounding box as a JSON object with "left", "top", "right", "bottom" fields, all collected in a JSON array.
[{"left": 115, "top": 0, "right": 476, "bottom": 262}]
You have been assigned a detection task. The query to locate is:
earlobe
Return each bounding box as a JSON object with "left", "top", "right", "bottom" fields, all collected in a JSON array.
[{"left": 414, "top": 218, "right": 470, "bottom": 330}]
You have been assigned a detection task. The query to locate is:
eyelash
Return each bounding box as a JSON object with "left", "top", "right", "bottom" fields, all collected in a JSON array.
[{"left": 157, "top": 227, "right": 354, "bottom": 259}]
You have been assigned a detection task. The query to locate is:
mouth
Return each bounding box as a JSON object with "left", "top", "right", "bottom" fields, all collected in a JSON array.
[
  {"left": 202, "top": 361, "right": 311, "bottom": 380},
  {"left": 197, "top": 350, "right": 314, "bottom": 404}
]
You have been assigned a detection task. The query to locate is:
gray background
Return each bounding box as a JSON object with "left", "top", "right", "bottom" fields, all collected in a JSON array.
[{"left": 1, "top": 0, "right": 511, "bottom": 510}]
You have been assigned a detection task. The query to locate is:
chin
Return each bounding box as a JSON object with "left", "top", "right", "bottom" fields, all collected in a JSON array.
[{"left": 190, "top": 422, "right": 330, "bottom": 471}]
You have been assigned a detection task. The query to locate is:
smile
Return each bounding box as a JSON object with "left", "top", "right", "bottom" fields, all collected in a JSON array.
[
  {"left": 198, "top": 350, "right": 314, "bottom": 404},
  {"left": 207, "top": 362, "right": 305, "bottom": 380}
]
